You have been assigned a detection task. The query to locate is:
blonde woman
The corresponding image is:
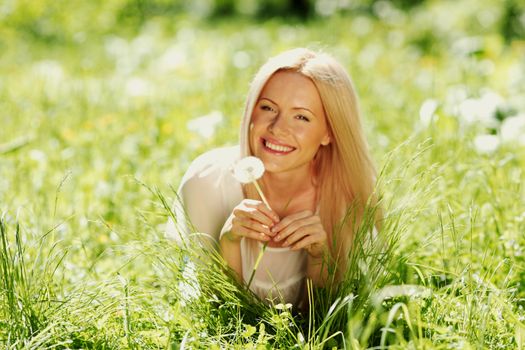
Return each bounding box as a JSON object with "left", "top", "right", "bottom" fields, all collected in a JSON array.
[{"left": 167, "top": 48, "right": 380, "bottom": 306}]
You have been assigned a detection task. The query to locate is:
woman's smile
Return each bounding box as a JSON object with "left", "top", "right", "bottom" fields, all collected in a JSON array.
[{"left": 261, "top": 137, "right": 296, "bottom": 154}]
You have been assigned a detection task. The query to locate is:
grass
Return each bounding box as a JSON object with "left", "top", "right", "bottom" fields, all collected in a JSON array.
[{"left": 1, "top": 1, "right": 525, "bottom": 348}]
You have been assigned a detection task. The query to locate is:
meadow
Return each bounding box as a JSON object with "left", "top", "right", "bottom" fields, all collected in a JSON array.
[{"left": 1, "top": 0, "right": 525, "bottom": 348}]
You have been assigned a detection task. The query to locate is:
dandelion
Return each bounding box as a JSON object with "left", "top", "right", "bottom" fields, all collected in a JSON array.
[
  {"left": 233, "top": 156, "right": 271, "bottom": 290},
  {"left": 232, "top": 156, "right": 269, "bottom": 208}
]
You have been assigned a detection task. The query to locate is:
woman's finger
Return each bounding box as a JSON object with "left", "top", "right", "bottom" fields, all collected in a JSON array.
[
  {"left": 291, "top": 232, "right": 326, "bottom": 251},
  {"left": 236, "top": 202, "right": 279, "bottom": 228},
  {"left": 245, "top": 201, "right": 280, "bottom": 226},
  {"left": 271, "top": 210, "right": 313, "bottom": 234},
  {"left": 234, "top": 208, "right": 272, "bottom": 227},
  {"left": 254, "top": 202, "right": 280, "bottom": 224},
  {"left": 273, "top": 214, "right": 318, "bottom": 242},
  {"left": 281, "top": 223, "right": 319, "bottom": 246},
  {"left": 241, "top": 217, "right": 272, "bottom": 235},
  {"left": 232, "top": 217, "right": 271, "bottom": 239},
  {"left": 232, "top": 223, "right": 270, "bottom": 242}
]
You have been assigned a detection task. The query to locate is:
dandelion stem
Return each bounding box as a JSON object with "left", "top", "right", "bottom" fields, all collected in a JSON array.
[
  {"left": 247, "top": 242, "right": 268, "bottom": 289},
  {"left": 252, "top": 180, "right": 270, "bottom": 209},
  {"left": 247, "top": 179, "right": 270, "bottom": 290}
]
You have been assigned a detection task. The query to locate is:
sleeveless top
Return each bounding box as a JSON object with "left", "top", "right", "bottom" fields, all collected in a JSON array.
[{"left": 165, "top": 146, "right": 308, "bottom": 305}]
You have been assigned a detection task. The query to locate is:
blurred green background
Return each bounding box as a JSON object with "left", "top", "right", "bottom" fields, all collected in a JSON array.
[{"left": 2, "top": 0, "right": 524, "bottom": 223}]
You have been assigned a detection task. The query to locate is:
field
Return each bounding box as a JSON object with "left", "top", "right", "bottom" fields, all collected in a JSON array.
[{"left": 1, "top": 0, "right": 525, "bottom": 348}]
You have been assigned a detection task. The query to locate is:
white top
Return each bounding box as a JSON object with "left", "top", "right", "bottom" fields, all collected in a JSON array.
[{"left": 166, "top": 146, "right": 307, "bottom": 305}]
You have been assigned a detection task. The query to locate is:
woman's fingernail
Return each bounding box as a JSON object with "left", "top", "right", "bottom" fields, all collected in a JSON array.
[{"left": 275, "top": 235, "right": 281, "bottom": 241}]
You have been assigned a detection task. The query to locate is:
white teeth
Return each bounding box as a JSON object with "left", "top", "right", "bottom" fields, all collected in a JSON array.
[{"left": 265, "top": 140, "right": 293, "bottom": 152}]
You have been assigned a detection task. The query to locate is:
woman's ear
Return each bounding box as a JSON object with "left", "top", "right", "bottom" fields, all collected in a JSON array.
[{"left": 321, "top": 134, "right": 331, "bottom": 146}]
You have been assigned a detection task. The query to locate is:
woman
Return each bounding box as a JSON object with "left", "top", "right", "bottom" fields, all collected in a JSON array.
[{"left": 167, "top": 48, "right": 380, "bottom": 306}]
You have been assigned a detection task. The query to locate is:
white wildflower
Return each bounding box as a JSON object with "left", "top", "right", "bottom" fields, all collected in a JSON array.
[
  {"left": 29, "top": 149, "right": 47, "bottom": 164},
  {"left": 156, "top": 45, "right": 187, "bottom": 73},
  {"left": 501, "top": 114, "right": 525, "bottom": 146},
  {"left": 372, "top": 284, "right": 432, "bottom": 306},
  {"left": 125, "top": 77, "right": 152, "bottom": 97},
  {"left": 232, "top": 156, "right": 265, "bottom": 184},
  {"left": 275, "top": 303, "right": 292, "bottom": 310},
  {"left": 419, "top": 98, "right": 439, "bottom": 127},
  {"left": 32, "top": 60, "right": 65, "bottom": 83},
  {"left": 457, "top": 90, "right": 503, "bottom": 128},
  {"left": 186, "top": 111, "right": 224, "bottom": 138},
  {"left": 178, "top": 261, "right": 201, "bottom": 306},
  {"left": 297, "top": 332, "right": 305, "bottom": 344},
  {"left": 233, "top": 51, "right": 251, "bottom": 69},
  {"left": 474, "top": 134, "right": 500, "bottom": 155}
]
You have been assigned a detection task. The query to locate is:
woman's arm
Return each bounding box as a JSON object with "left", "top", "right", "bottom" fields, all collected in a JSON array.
[
  {"left": 219, "top": 199, "right": 279, "bottom": 281},
  {"left": 306, "top": 251, "right": 330, "bottom": 287},
  {"left": 219, "top": 233, "right": 243, "bottom": 281}
]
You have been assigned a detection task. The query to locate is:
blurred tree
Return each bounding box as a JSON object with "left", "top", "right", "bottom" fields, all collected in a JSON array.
[
  {"left": 256, "top": 0, "right": 314, "bottom": 19},
  {"left": 118, "top": 0, "right": 183, "bottom": 27},
  {"left": 212, "top": 0, "right": 236, "bottom": 17},
  {"left": 501, "top": 0, "right": 525, "bottom": 42},
  {"left": 1, "top": 0, "right": 523, "bottom": 46},
  {"left": 383, "top": 0, "right": 425, "bottom": 10}
]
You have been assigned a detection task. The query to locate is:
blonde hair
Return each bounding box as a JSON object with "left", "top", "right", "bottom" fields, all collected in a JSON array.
[{"left": 239, "top": 48, "right": 380, "bottom": 276}]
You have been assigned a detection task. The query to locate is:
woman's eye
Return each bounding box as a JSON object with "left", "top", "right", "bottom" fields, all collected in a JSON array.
[
  {"left": 261, "top": 105, "right": 275, "bottom": 112},
  {"left": 296, "top": 114, "right": 310, "bottom": 122}
]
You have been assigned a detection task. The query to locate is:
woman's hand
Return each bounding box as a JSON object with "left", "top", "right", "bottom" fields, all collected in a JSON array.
[
  {"left": 221, "top": 199, "right": 280, "bottom": 242},
  {"left": 271, "top": 210, "right": 327, "bottom": 257}
]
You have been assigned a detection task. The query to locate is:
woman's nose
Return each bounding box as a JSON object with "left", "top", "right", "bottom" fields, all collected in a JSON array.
[{"left": 268, "top": 114, "right": 290, "bottom": 135}]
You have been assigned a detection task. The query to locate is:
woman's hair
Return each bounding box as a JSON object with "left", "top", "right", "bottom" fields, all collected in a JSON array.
[{"left": 239, "top": 48, "right": 380, "bottom": 276}]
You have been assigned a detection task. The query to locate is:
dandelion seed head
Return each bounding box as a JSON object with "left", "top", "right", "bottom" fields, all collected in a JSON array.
[{"left": 232, "top": 156, "right": 265, "bottom": 184}]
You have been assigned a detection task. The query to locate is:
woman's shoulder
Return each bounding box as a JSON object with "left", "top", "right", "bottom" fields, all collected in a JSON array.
[
  {"left": 179, "top": 145, "right": 242, "bottom": 196},
  {"left": 182, "top": 145, "right": 240, "bottom": 181}
]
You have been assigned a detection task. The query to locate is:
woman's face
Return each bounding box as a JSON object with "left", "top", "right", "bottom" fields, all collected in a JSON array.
[{"left": 249, "top": 70, "right": 331, "bottom": 176}]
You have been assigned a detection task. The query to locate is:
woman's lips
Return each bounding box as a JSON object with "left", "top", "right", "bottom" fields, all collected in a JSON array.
[{"left": 261, "top": 138, "right": 296, "bottom": 154}]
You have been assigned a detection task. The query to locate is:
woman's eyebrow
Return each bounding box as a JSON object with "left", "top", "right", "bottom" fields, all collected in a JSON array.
[
  {"left": 260, "top": 97, "right": 278, "bottom": 105},
  {"left": 293, "top": 106, "right": 316, "bottom": 116}
]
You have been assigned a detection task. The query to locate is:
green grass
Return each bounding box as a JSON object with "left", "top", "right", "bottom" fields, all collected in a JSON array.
[{"left": 1, "top": 1, "right": 525, "bottom": 348}]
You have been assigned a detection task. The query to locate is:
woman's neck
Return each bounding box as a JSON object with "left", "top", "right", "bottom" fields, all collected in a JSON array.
[{"left": 259, "top": 164, "right": 317, "bottom": 216}]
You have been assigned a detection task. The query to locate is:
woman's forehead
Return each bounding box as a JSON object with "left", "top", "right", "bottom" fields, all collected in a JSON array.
[{"left": 259, "top": 71, "right": 323, "bottom": 111}]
